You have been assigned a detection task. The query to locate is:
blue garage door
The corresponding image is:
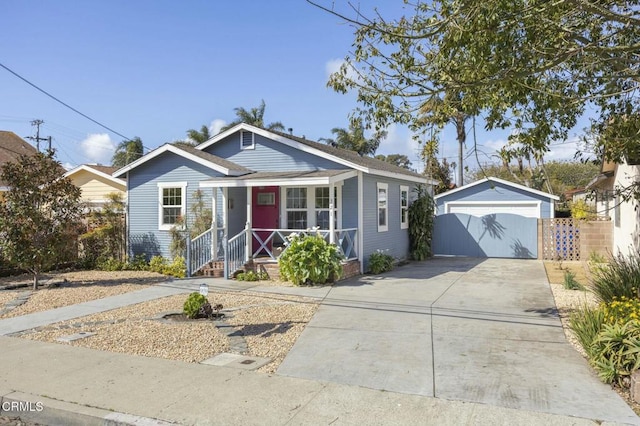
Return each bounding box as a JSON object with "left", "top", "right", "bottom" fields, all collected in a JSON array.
[{"left": 433, "top": 213, "right": 538, "bottom": 258}]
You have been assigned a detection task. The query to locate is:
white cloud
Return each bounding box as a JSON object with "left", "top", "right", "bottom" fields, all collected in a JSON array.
[
  {"left": 209, "top": 119, "right": 226, "bottom": 136},
  {"left": 62, "top": 162, "right": 74, "bottom": 171},
  {"left": 80, "top": 133, "right": 115, "bottom": 165},
  {"left": 377, "top": 124, "right": 423, "bottom": 168},
  {"left": 325, "top": 58, "right": 360, "bottom": 82}
]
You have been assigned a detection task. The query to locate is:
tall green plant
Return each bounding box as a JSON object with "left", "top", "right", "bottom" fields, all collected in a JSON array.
[
  {"left": 569, "top": 306, "right": 606, "bottom": 358},
  {"left": 0, "top": 151, "right": 82, "bottom": 289},
  {"left": 591, "top": 250, "right": 640, "bottom": 303},
  {"left": 278, "top": 230, "right": 343, "bottom": 286},
  {"left": 79, "top": 192, "right": 126, "bottom": 268},
  {"left": 408, "top": 185, "right": 434, "bottom": 260}
]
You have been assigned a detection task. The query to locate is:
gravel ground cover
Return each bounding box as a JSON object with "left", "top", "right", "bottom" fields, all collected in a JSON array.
[
  {"left": 545, "top": 262, "right": 640, "bottom": 415},
  {"left": 0, "top": 271, "right": 166, "bottom": 319},
  {"left": 19, "top": 290, "right": 319, "bottom": 374}
]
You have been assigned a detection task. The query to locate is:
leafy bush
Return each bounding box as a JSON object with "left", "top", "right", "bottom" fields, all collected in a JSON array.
[
  {"left": 590, "top": 321, "right": 640, "bottom": 386},
  {"left": 236, "top": 270, "right": 259, "bottom": 281},
  {"left": 125, "top": 254, "right": 149, "bottom": 271},
  {"left": 278, "top": 230, "right": 343, "bottom": 286},
  {"left": 569, "top": 305, "right": 606, "bottom": 358},
  {"left": 588, "top": 251, "right": 607, "bottom": 264},
  {"left": 603, "top": 296, "right": 640, "bottom": 325},
  {"left": 408, "top": 185, "right": 434, "bottom": 260},
  {"left": 183, "top": 292, "right": 207, "bottom": 319},
  {"left": 591, "top": 250, "right": 640, "bottom": 303},
  {"left": 163, "top": 256, "right": 186, "bottom": 278},
  {"left": 563, "top": 270, "right": 585, "bottom": 290},
  {"left": 570, "top": 198, "right": 596, "bottom": 220},
  {"left": 96, "top": 257, "right": 125, "bottom": 271},
  {"left": 149, "top": 256, "right": 167, "bottom": 274},
  {"left": 368, "top": 250, "right": 394, "bottom": 274}
]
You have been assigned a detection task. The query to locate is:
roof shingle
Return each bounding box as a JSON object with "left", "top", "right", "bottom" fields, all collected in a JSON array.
[{"left": 0, "top": 131, "right": 38, "bottom": 187}]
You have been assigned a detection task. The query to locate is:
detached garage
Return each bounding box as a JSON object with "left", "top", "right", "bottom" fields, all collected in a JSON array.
[{"left": 432, "top": 177, "right": 559, "bottom": 258}]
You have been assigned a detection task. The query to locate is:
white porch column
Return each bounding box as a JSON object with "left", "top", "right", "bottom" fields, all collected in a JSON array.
[
  {"left": 222, "top": 187, "right": 228, "bottom": 238},
  {"left": 246, "top": 186, "right": 252, "bottom": 261},
  {"left": 329, "top": 182, "right": 335, "bottom": 244},
  {"left": 212, "top": 188, "right": 218, "bottom": 261}
]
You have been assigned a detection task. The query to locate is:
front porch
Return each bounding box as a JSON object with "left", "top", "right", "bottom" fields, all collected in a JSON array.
[
  {"left": 186, "top": 169, "right": 361, "bottom": 279},
  {"left": 186, "top": 226, "right": 359, "bottom": 279}
]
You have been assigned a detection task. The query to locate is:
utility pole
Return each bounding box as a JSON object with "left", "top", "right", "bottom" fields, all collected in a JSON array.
[{"left": 25, "top": 119, "right": 50, "bottom": 152}]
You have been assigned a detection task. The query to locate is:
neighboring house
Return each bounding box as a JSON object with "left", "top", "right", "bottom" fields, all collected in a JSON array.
[
  {"left": 113, "top": 123, "right": 434, "bottom": 276},
  {"left": 432, "top": 177, "right": 559, "bottom": 259},
  {"left": 64, "top": 164, "right": 126, "bottom": 209},
  {"left": 0, "top": 131, "right": 38, "bottom": 198},
  {"left": 434, "top": 177, "right": 559, "bottom": 219},
  {"left": 587, "top": 160, "right": 640, "bottom": 256}
]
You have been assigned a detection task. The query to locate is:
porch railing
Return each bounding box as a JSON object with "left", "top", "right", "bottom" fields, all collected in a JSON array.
[
  {"left": 186, "top": 227, "right": 225, "bottom": 277},
  {"left": 225, "top": 230, "right": 247, "bottom": 278},
  {"left": 251, "top": 227, "right": 358, "bottom": 261}
]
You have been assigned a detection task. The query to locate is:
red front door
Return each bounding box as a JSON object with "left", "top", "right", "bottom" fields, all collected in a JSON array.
[{"left": 252, "top": 186, "right": 279, "bottom": 256}]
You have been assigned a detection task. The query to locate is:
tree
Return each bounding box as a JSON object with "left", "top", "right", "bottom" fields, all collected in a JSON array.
[
  {"left": 421, "top": 139, "right": 454, "bottom": 195},
  {"left": 321, "top": 119, "right": 386, "bottom": 156},
  {"left": 313, "top": 0, "right": 640, "bottom": 198},
  {"left": 220, "top": 100, "right": 285, "bottom": 132},
  {"left": 112, "top": 137, "right": 144, "bottom": 168},
  {"left": 0, "top": 151, "right": 82, "bottom": 289},
  {"left": 79, "top": 192, "right": 126, "bottom": 267},
  {"left": 374, "top": 154, "right": 412, "bottom": 169}
]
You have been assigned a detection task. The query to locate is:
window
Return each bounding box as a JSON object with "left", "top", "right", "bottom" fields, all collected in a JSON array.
[
  {"left": 286, "top": 187, "right": 307, "bottom": 229},
  {"left": 315, "top": 187, "right": 338, "bottom": 230},
  {"left": 257, "top": 192, "right": 275, "bottom": 205},
  {"left": 400, "top": 185, "right": 409, "bottom": 229},
  {"left": 240, "top": 131, "right": 254, "bottom": 150},
  {"left": 158, "top": 182, "right": 187, "bottom": 230},
  {"left": 377, "top": 182, "right": 388, "bottom": 232}
]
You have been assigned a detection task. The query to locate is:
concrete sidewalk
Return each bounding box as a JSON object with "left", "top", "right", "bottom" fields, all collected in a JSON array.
[{"left": 0, "top": 336, "right": 628, "bottom": 426}]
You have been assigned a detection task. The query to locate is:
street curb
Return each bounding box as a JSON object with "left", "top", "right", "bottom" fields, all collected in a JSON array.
[{"left": 0, "top": 391, "right": 177, "bottom": 425}]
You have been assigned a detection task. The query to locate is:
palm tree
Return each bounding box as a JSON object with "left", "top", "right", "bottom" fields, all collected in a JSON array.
[
  {"left": 186, "top": 125, "right": 211, "bottom": 145},
  {"left": 321, "top": 119, "right": 386, "bottom": 157},
  {"left": 220, "top": 100, "right": 285, "bottom": 131},
  {"left": 111, "top": 137, "right": 144, "bottom": 168}
]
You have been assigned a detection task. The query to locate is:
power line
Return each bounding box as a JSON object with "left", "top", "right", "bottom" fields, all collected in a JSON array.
[{"left": 0, "top": 61, "right": 132, "bottom": 141}]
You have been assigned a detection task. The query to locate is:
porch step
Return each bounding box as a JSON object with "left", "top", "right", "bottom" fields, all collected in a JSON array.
[{"left": 199, "top": 261, "right": 225, "bottom": 278}]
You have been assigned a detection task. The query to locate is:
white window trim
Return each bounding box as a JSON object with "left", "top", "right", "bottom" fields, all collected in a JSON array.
[
  {"left": 240, "top": 130, "right": 255, "bottom": 150},
  {"left": 157, "top": 182, "right": 187, "bottom": 230},
  {"left": 377, "top": 182, "right": 388, "bottom": 232},
  {"left": 400, "top": 185, "right": 409, "bottom": 229},
  {"left": 280, "top": 185, "right": 343, "bottom": 230}
]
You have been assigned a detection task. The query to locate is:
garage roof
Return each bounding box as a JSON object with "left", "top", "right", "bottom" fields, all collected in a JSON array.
[{"left": 434, "top": 177, "right": 559, "bottom": 201}]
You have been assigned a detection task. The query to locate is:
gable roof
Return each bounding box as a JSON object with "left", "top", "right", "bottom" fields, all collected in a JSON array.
[
  {"left": 0, "top": 131, "right": 38, "bottom": 189},
  {"left": 113, "top": 143, "right": 252, "bottom": 178},
  {"left": 434, "top": 177, "right": 560, "bottom": 201},
  {"left": 64, "top": 164, "right": 126, "bottom": 187},
  {"left": 197, "top": 123, "right": 432, "bottom": 184}
]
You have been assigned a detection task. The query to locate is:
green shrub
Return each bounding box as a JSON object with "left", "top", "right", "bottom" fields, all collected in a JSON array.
[
  {"left": 257, "top": 271, "right": 269, "bottom": 280},
  {"left": 569, "top": 305, "right": 606, "bottom": 358},
  {"left": 603, "top": 296, "right": 640, "bottom": 325},
  {"left": 408, "top": 185, "right": 434, "bottom": 260},
  {"left": 96, "top": 257, "right": 125, "bottom": 271},
  {"left": 149, "top": 256, "right": 167, "bottom": 274},
  {"left": 588, "top": 251, "right": 607, "bottom": 264},
  {"left": 125, "top": 254, "right": 148, "bottom": 271},
  {"left": 368, "top": 250, "right": 394, "bottom": 274},
  {"left": 590, "top": 320, "right": 640, "bottom": 386},
  {"left": 278, "top": 230, "right": 343, "bottom": 286},
  {"left": 163, "top": 256, "right": 186, "bottom": 278},
  {"left": 236, "top": 270, "right": 259, "bottom": 281},
  {"left": 563, "top": 270, "right": 585, "bottom": 290},
  {"left": 183, "top": 292, "right": 208, "bottom": 319},
  {"left": 591, "top": 250, "right": 640, "bottom": 303}
]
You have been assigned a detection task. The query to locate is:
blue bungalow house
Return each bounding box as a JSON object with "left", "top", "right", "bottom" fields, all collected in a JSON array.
[{"left": 113, "top": 123, "right": 433, "bottom": 277}]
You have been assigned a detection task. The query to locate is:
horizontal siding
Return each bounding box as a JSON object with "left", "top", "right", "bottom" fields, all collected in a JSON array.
[
  {"left": 362, "top": 174, "right": 416, "bottom": 271},
  {"left": 71, "top": 170, "right": 125, "bottom": 203},
  {"left": 128, "top": 152, "right": 220, "bottom": 259},
  {"left": 435, "top": 181, "right": 554, "bottom": 218},
  {"left": 204, "top": 132, "right": 345, "bottom": 171}
]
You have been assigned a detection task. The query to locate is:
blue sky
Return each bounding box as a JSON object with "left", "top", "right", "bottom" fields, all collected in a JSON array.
[{"left": 1, "top": 1, "right": 585, "bottom": 181}]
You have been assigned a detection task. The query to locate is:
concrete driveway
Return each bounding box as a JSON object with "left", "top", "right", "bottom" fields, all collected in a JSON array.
[{"left": 277, "top": 258, "right": 639, "bottom": 424}]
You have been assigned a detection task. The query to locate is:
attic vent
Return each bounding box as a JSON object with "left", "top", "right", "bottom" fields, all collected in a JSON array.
[{"left": 240, "top": 131, "right": 254, "bottom": 150}]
